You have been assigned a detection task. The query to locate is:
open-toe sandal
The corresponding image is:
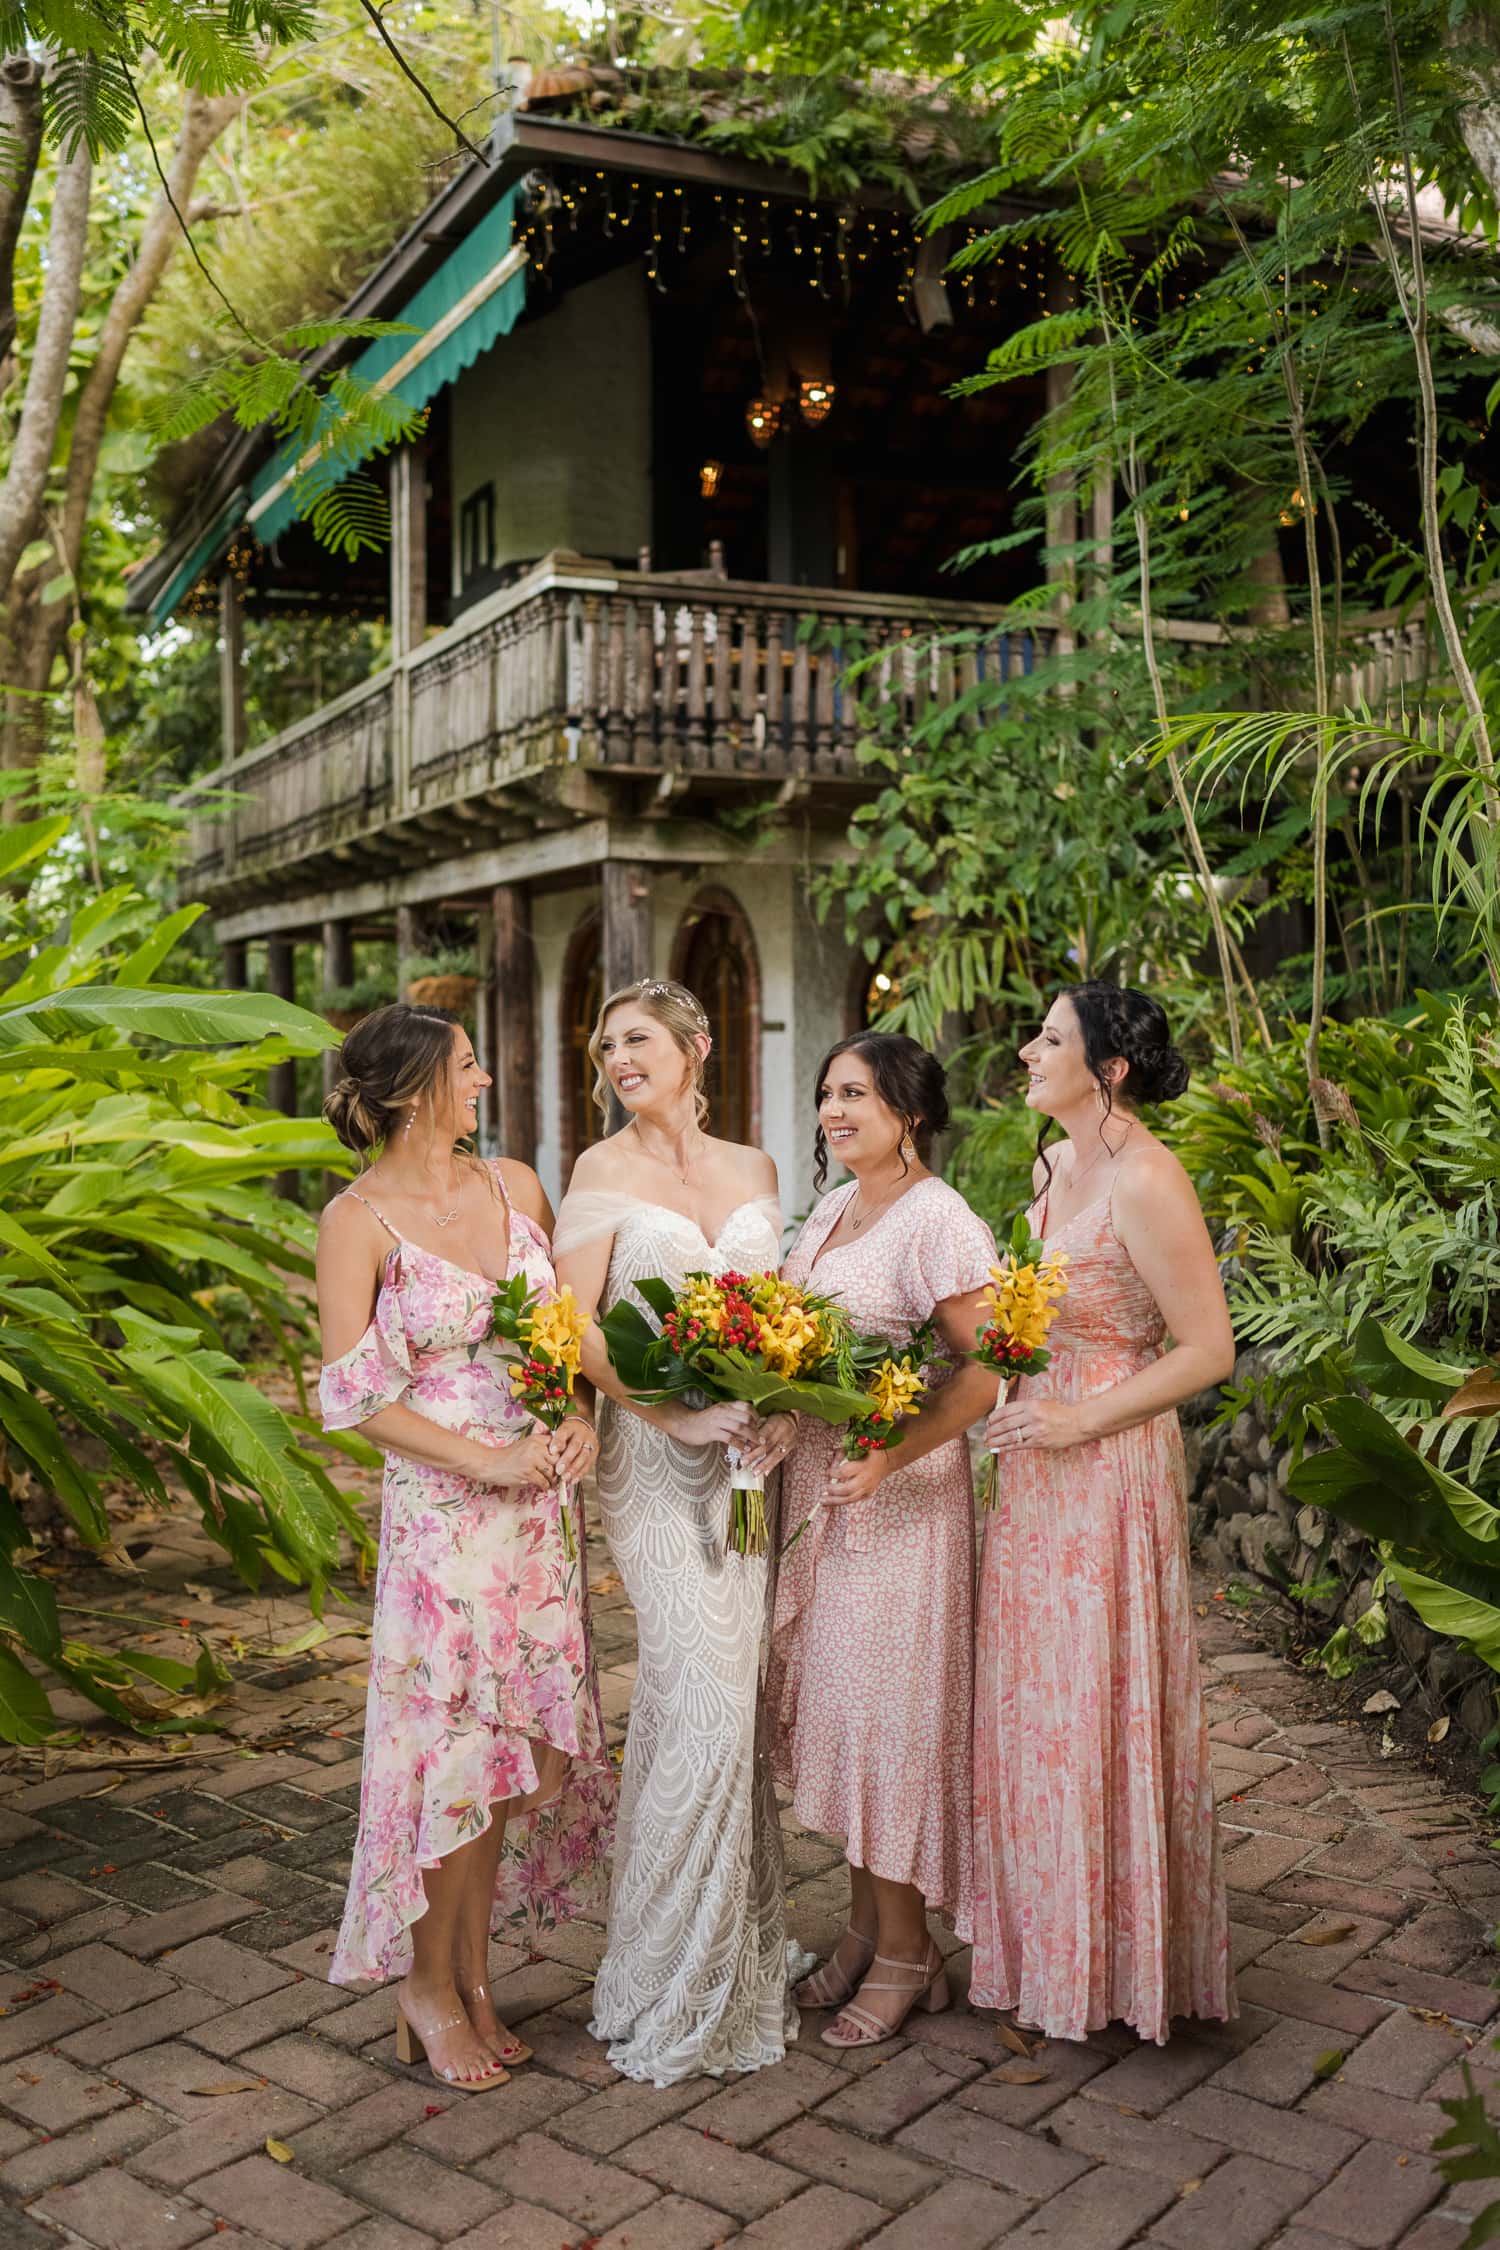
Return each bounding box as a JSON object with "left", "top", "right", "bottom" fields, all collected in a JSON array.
[
  {"left": 820, "top": 1946, "right": 951, "bottom": 2050},
  {"left": 395, "top": 2004, "right": 511, "bottom": 2090},
  {"left": 795, "top": 1928, "right": 876, "bottom": 2010},
  {"left": 462, "top": 1980, "right": 533, "bottom": 2067}
]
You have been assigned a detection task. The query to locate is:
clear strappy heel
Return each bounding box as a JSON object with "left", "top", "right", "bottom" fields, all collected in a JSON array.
[
  {"left": 395, "top": 2003, "right": 511, "bottom": 2089},
  {"left": 461, "top": 1979, "right": 532, "bottom": 2066},
  {"left": 820, "top": 1944, "right": 951, "bottom": 2049}
]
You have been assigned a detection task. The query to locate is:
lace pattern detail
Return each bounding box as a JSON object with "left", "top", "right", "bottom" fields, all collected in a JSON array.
[{"left": 560, "top": 1188, "right": 797, "bottom": 2085}]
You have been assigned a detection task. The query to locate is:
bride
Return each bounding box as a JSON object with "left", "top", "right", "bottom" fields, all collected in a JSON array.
[{"left": 553, "top": 977, "right": 799, "bottom": 2086}]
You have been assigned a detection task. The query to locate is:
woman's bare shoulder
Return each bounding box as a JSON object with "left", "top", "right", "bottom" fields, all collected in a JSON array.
[
  {"left": 1113, "top": 1134, "right": 1198, "bottom": 1220},
  {"left": 714, "top": 1139, "right": 779, "bottom": 1195}
]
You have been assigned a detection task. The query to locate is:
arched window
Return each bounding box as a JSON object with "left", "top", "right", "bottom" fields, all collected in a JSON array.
[
  {"left": 560, "top": 910, "right": 603, "bottom": 1173},
  {"left": 672, "top": 891, "right": 760, "bottom": 1146}
]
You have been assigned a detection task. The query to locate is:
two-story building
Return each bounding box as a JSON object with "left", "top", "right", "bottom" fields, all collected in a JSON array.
[{"left": 129, "top": 74, "right": 1429, "bottom": 1206}]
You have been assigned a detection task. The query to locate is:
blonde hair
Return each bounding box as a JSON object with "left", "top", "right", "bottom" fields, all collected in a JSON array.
[{"left": 589, "top": 980, "right": 711, "bottom": 1128}]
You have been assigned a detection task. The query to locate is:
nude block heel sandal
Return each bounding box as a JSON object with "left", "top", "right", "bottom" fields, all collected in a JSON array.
[
  {"left": 395, "top": 2005, "right": 511, "bottom": 2090},
  {"left": 819, "top": 1947, "right": 952, "bottom": 2050}
]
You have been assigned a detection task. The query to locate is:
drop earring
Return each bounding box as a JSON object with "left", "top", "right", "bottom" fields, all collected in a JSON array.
[{"left": 900, "top": 1134, "right": 915, "bottom": 1163}]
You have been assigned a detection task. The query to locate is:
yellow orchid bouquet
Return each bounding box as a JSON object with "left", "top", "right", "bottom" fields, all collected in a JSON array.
[
  {"left": 601, "top": 1269, "right": 895, "bottom": 1557},
  {"left": 780, "top": 1325, "right": 935, "bottom": 1556},
  {"left": 975, "top": 1214, "right": 1069, "bottom": 1509},
  {"left": 488, "top": 1275, "right": 591, "bottom": 1560}
]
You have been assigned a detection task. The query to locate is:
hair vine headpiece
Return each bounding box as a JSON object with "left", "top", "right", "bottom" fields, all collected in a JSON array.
[{"left": 640, "top": 979, "right": 710, "bottom": 1033}]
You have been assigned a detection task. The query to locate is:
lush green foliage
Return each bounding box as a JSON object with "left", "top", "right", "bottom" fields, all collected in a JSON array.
[{"left": 0, "top": 808, "right": 371, "bottom": 1745}]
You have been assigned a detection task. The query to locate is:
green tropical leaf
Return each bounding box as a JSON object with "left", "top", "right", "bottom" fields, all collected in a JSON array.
[{"left": 0, "top": 1641, "right": 56, "bottom": 1746}]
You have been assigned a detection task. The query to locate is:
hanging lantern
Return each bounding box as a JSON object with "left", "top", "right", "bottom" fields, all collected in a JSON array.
[
  {"left": 799, "top": 377, "right": 836, "bottom": 427},
  {"left": 745, "top": 395, "right": 779, "bottom": 449},
  {"left": 700, "top": 459, "right": 723, "bottom": 499}
]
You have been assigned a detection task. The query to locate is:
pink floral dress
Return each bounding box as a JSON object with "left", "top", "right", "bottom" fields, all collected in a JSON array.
[
  {"left": 767, "top": 1176, "right": 995, "bottom": 1928},
  {"left": 969, "top": 1180, "right": 1233, "bottom": 2044},
  {"left": 319, "top": 1164, "right": 614, "bottom": 1986}
]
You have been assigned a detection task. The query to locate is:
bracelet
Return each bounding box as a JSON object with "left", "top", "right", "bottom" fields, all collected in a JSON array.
[{"left": 559, "top": 1414, "right": 598, "bottom": 1443}]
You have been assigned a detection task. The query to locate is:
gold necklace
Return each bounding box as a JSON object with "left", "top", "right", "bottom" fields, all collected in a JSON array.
[
  {"left": 1064, "top": 1119, "right": 1134, "bottom": 1201},
  {"left": 632, "top": 1119, "right": 702, "bottom": 1186},
  {"left": 849, "top": 1176, "right": 909, "bottom": 1233}
]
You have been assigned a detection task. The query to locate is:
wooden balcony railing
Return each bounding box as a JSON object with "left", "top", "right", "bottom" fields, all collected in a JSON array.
[{"left": 182, "top": 555, "right": 1439, "bottom": 900}]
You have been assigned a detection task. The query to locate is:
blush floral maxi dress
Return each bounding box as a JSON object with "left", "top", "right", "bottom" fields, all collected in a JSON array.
[
  {"left": 768, "top": 1176, "right": 996, "bottom": 1934},
  {"left": 969, "top": 1180, "right": 1233, "bottom": 2044},
  {"left": 319, "top": 1164, "right": 615, "bottom": 1986}
]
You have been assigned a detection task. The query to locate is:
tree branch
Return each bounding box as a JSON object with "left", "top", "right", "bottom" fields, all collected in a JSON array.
[
  {"left": 59, "top": 89, "right": 243, "bottom": 574},
  {"left": 353, "top": 0, "right": 491, "bottom": 168},
  {"left": 0, "top": 138, "right": 93, "bottom": 601},
  {"left": 0, "top": 56, "right": 44, "bottom": 370}
]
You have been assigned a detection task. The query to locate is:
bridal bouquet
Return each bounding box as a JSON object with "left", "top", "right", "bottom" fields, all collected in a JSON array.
[
  {"left": 488, "top": 1276, "right": 591, "bottom": 1560},
  {"left": 975, "top": 1216, "right": 1069, "bottom": 1509},
  {"left": 599, "top": 1270, "right": 885, "bottom": 1556}
]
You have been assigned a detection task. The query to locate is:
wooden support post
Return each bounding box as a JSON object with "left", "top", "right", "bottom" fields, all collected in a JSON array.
[
  {"left": 322, "top": 918, "right": 354, "bottom": 1100},
  {"left": 219, "top": 570, "right": 246, "bottom": 767},
  {"left": 321, "top": 919, "right": 354, "bottom": 1202},
  {"left": 491, "top": 884, "right": 537, "bottom": 1166},
  {"left": 221, "top": 938, "right": 248, "bottom": 990},
  {"left": 601, "top": 861, "right": 653, "bottom": 997},
  {"left": 395, "top": 904, "right": 427, "bottom": 994},
  {"left": 264, "top": 937, "right": 300, "bottom": 1202},
  {"left": 1045, "top": 260, "right": 1079, "bottom": 664},
  {"left": 389, "top": 445, "right": 428, "bottom": 821}
]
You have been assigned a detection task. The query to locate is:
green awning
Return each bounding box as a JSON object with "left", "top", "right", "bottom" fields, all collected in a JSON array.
[
  {"left": 250, "top": 183, "right": 527, "bottom": 547},
  {"left": 151, "top": 183, "right": 528, "bottom": 617},
  {"left": 149, "top": 490, "right": 249, "bottom": 628}
]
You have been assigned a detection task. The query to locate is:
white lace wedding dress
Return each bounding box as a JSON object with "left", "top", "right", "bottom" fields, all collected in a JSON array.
[{"left": 552, "top": 1189, "right": 798, "bottom": 2086}]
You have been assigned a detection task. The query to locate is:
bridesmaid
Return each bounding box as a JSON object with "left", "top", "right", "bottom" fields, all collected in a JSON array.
[
  {"left": 970, "top": 981, "right": 1236, "bottom": 2045},
  {"left": 768, "top": 1032, "right": 996, "bottom": 2048},
  {"left": 317, "top": 1004, "right": 613, "bottom": 2092}
]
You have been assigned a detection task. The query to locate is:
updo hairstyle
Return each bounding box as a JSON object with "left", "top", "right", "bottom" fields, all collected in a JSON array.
[
  {"left": 1066, "top": 981, "right": 1191, "bottom": 1111},
  {"left": 812, "top": 1031, "right": 951, "bottom": 1191},
  {"left": 588, "top": 979, "right": 713, "bottom": 1128},
  {"left": 323, "top": 1002, "right": 462, "bottom": 1155}
]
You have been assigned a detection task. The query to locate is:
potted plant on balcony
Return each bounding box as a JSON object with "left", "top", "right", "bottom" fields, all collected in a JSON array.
[
  {"left": 321, "top": 971, "right": 395, "bottom": 1033},
  {"left": 404, "top": 947, "right": 479, "bottom": 1013}
]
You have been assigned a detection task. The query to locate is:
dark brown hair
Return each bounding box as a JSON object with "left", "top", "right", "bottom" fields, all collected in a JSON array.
[
  {"left": 323, "top": 1003, "right": 463, "bottom": 1154},
  {"left": 812, "top": 1032, "right": 951, "bottom": 1191}
]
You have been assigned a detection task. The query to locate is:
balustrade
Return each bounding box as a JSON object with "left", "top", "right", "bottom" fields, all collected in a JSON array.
[{"left": 179, "top": 557, "right": 1438, "bottom": 899}]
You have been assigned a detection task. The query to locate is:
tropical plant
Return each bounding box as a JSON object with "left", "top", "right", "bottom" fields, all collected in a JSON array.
[{"left": 0, "top": 808, "right": 373, "bottom": 1745}]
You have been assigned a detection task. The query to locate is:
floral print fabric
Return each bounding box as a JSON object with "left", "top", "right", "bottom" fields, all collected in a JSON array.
[
  {"left": 970, "top": 1183, "right": 1234, "bottom": 2043},
  {"left": 768, "top": 1176, "right": 995, "bottom": 1926},
  {"left": 321, "top": 1165, "right": 614, "bottom": 1986}
]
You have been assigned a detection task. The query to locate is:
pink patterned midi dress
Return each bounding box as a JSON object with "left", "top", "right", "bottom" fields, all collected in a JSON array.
[
  {"left": 319, "top": 1165, "right": 615, "bottom": 1986},
  {"left": 767, "top": 1176, "right": 995, "bottom": 1927},
  {"left": 969, "top": 1182, "right": 1233, "bottom": 2044}
]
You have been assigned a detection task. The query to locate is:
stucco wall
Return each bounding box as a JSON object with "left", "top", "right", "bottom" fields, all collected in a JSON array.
[{"left": 449, "top": 262, "right": 652, "bottom": 594}]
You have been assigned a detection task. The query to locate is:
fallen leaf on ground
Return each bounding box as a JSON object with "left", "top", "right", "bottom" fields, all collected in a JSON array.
[
  {"left": 1362, "top": 1690, "right": 1401, "bottom": 1714},
  {"left": 993, "top": 2063, "right": 1050, "bottom": 2085},
  {"left": 995, "top": 2021, "right": 1036, "bottom": 2056},
  {"left": 1313, "top": 2050, "right": 1345, "bottom": 2078},
  {"left": 1298, "top": 1923, "right": 1356, "bottom": 1946},
  {"left": 1428, "top": 1715, "right": 1451, "bottom": 1743},
  {"left": 264, "top": 2138, "right": 295, "bottom": 2163},
  {"left": 186, "top": 2081, "right": 264, "bottom": 2097}
]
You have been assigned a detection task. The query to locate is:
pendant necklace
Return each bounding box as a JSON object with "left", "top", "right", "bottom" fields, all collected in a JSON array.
[{"left": 633, "top": 1118, "right": 700, "bottom": 1185}]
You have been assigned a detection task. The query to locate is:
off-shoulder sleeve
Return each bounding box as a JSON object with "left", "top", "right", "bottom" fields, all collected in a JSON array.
[
  {"left": 551, "top": 1189, "right": 637, "bottom": 1261},
  {"left": 319, "top": 1313, "right": 412, "bottom": 1431},
  {"left": 908, "top": 1185, "right": 997, "bottom": 1313}
]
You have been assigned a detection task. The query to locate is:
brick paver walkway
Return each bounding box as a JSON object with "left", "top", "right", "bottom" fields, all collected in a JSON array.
[{"left": 3, "top": 1491, "right": 1499, "bottom": 2250}]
